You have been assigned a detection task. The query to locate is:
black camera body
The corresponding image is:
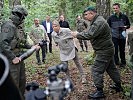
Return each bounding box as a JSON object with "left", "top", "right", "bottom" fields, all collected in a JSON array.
[
  {"left": 39, "top": 40, "right": 47, "bottom": 46},
  {"left": 47, "top": 62, "right": 68, "bottom": 82},
  {"left": 25, "top": 63, "right": 73, "bottom": 100}
]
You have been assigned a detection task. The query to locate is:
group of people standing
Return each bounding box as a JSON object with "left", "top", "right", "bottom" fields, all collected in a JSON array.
[
  {"left": 29, "top": 14, "right": 73, "bottom": 65},
  {"left": 29, "top": 13, "right": 89, "bottom": 65},
  {"left": 0, "top": 2, "right": 132, "bottom": 100}
]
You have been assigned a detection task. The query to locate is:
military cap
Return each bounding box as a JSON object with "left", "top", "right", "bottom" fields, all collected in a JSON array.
[{"left": 84, "top": 6, "right": 96, "bottom": 13}]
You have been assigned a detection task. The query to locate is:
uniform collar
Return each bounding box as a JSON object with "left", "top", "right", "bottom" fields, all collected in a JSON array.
[{"left": 90, "top": 14, "right": 99, "bottom": 25}]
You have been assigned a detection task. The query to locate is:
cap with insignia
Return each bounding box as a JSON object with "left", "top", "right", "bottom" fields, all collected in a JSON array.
[{"left": 84, "top": 6, "right": 96, "bottom": 13}]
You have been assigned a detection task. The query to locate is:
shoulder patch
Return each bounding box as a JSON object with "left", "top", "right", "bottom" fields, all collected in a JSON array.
[{"left": 2, "top": 27, "right": 10, "bottom": 33}]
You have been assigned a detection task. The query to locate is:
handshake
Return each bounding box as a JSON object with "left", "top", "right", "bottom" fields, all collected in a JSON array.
[{"left": 71, "top": 31, "right": 78, "bottom": 38}]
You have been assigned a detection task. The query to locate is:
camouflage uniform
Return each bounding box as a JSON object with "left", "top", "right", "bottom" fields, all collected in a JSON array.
[
  {"left": 76, "top": 14, "right": 121, "bottom": 89},
  {"left": 29, "top": 23, "right": 49, "bottom": 64},
  {"left": 76, "top": 18, "right": 88, "bottom": 51},
  {"left": 0, "top": 5, "right": 30, "bottom": 97}
]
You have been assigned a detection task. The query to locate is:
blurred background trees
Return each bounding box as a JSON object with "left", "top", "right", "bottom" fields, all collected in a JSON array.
[{"left": 0, "top": 0, "right": 133, "bottom": 31}]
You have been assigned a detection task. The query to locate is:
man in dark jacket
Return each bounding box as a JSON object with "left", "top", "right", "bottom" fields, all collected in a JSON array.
[
  {"left": 107, "top": 3, "right": 130, "bottom": 68},
  {"left": 59, "top": 15, "right": 70, "bottom": 28},
  {"left": 72, "top": 6, "right": 122, "bottom": 99}
]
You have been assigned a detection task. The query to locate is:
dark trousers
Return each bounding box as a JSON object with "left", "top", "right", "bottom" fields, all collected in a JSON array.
[
  {"left": 78, "top": 39, "right": 88, "bottom": 51},
  {"left": 92, "top": 54, "right": 121, "bottom": 89},
  {"left": 46, "top": 33, "right": 52, "bottom": 53},
  {"left": 36, "top": 44, "right": 46, "bottom": 63},
  {"left": 112, "top": 37, "right": 126, "bottom": 65}
]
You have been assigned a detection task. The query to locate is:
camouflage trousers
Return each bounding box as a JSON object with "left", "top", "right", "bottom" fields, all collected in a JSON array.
[
  {"left": 91, "top": 54, "right": 121, "bottom": 89},
  {"left": 9, "top": 60, "right": 26, "bottom": 96},
  {"left": 78, "top": 39, "right": 88, "bottom": 51}
]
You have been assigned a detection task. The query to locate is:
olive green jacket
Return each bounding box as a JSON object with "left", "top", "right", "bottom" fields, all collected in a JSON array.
[
  {"left": 0, "top": 20, "right": 31, "bottom": 60},
  {"left": 76, "top": 14, "right": 114, "bottom": 55}
]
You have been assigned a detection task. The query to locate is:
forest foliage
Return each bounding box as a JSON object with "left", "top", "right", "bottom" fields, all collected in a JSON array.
[{"left": 1, "top": 0, "right": 133, "bottom": 32}]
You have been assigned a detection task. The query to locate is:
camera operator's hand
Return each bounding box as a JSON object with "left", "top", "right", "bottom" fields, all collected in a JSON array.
[{"left": 12, "top": 57, "right": 21, "bottom": 64}]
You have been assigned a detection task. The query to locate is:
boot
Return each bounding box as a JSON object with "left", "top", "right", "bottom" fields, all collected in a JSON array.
[
  {"left": 37, "top": 61, "right": 42, "bottom": 65},
  {"left": 88, "top": 89, "right": 105, "bottom": 99},
  {"left": 86, "top": 47, "right": 88, "bottom": 52},
  {"left": 110, "top": 83, "right": 123, "bottom": 92},
  {"left": 85, "top": 46, "right": 88, "bottom": 52}
]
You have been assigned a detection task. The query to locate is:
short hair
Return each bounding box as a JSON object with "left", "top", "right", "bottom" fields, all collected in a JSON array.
[
  {"left": 34, "top": 18, "right": 39, "bottom": 21},
  {"left": 113, "top": 3, "right": 120, "bottom": 8},
  {"left": 52, "top": 20, "right": 60, "bottom": 26}
]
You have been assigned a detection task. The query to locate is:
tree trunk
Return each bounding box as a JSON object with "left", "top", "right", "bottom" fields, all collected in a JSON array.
[
  {"left": 96, "top": 0, "right": 111, "bottom": 19},
  {"left": 58, "top": 0, "right": 67, "bottom": 18}
]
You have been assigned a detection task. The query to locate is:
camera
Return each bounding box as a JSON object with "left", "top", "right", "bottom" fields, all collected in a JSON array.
[
  {"left": 25, "top": 62, "right": 74, "bottom": 100},
  {"left": 39, "top": 40, "right": 47, "bottom": 46}
]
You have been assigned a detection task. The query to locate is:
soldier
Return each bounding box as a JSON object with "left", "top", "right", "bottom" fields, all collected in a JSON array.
[
  {"left": 52, "top": 20, "right": 86, "bottom": 84},
  {"left": 71, "top": 6, "right": 123, "bottom": 99},
  {"left": 76, "top": 15, "right": 88, "bottom": 52},
  {"left": 0, "top": 5, "right": 39, "bottom": 98},
  {"left": 29, "top": 18, "right": 49, "bottom": 65}
]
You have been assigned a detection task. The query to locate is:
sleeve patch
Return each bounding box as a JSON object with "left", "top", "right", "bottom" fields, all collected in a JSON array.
[{"left": 2, "top": 27, "right": 10, "bottom": 33}]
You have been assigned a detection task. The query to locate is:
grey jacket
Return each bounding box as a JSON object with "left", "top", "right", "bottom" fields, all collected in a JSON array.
[{"left": 52, "top": 28, "right": 76, "bottom": 61}]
